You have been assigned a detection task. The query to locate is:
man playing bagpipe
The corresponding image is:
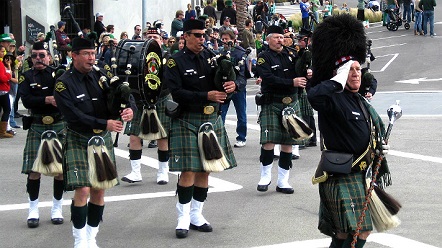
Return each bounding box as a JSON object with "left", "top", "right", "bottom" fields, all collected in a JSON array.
[
  {"left": 308, "top": 14, "right": 398, "bottom": 247},
  {"left": 121, "top": 27, "right": 172, "bottom": 185},
  {"left": 218, "top": 30, "right": 248, "bottom": 148},
  {"left": 255, "top": 25, "right": 313, "bottom": 195},
  {"left": 164, "top": 19, "right": 237, "bottom": 238},
  {"left": 20, "top": 41, "right": 66, "bottom": 228},
  {"left": 53, "top": 37, "right": 133, "bottom": 247}
]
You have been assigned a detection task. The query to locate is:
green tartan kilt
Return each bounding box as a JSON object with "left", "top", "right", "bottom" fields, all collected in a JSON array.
[
  {"left": 259, "top": 94, "right": 303, "bottom": 145},
  {"left": 299, "top": 89, "right": 314, "bottom": 118},
  {"left": 22, "top": 122, "right": 66, "bottom": 174},
  {"left": 318, "top": 172, "right": 373, "bottom": 235},
  {"left": 63, "top": 129, "right": 116, "bottom": 191},
  {"left": 123, "top": 94, "right": 171, "bottom": 138},
  {"left": 169, "top": 111, "right": 237, "bottom": 172}
]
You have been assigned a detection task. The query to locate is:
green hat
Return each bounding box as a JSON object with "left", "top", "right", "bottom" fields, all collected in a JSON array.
[
  {"left": 0, "top": 33, "right": 14, "bottom": 42},
  {"left": 226, "top": 0, "right": 233, "bottom": 7}
]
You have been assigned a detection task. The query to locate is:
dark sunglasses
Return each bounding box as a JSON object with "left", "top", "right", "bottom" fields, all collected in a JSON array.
[
  {"left": 190, "top": 33, "right": 204, "bottom": 38},
  {"left": 31, "top": 53, "right": 47, "bottom": 59}
]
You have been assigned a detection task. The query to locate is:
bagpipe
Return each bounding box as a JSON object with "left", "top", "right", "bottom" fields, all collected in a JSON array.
[
  {"left": 114, "top": 39, "right": 167, "bottom": 141},
  {"left": 360, "top": 39, "right": 376, "bottom": 96}
]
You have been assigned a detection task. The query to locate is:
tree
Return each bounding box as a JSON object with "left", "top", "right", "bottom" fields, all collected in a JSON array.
[{"left": 235, "top": 0, "right": 248, "bottom": 37}]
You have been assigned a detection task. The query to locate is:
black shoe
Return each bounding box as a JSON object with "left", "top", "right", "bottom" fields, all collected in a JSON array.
[
  {"left": 157, "top": 180, "right": 168, "bottom": 185},
  {"left": 14, "top": 112, "right": 23, "bottom": 118},
  {"left": 307, "top": 141, "right": 317, "bottom": 147},
  {"left": 148, "top": 140, "right": 157, "bottom": 148},
  {"left": 291, "top": 154, "right": 300, "bottom": 160},
  {"left": 276, "top": 186, "right": 294, "bottom": 194},
  {"left": 257, "top": 182, "right": 271, "bottom": 192},
  {"left": 51, "top": 218, "right": 64, "bottom": 225},
  {"left": 190, "top": 223, "right": 213, "bottom": 232},
  {"left": 27, "top": 218, "right": 39, "bottom": 228},
  {"left": 176, "top": 229, "right": 189, "bottom": 238},
  {"left": 11, "top": 125, "right": 21, "bottom": 129}
]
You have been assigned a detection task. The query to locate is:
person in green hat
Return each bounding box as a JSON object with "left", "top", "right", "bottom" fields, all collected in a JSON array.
[{"left": 220, "top": 0, "right": 237, "bottom": 25}]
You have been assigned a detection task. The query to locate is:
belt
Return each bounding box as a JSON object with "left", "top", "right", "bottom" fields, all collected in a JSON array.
[
  {"left": 184, "top": 104, "right": 220, "bottom": 115},
  {"left": 32, "top": 114, "right": 63, "bottom": 125},
  {"left": 263, "top": 94, "right": 295, "bottom": 105},
  {"left": 68, "top": 125, "right": 105, "bottom": 134}
]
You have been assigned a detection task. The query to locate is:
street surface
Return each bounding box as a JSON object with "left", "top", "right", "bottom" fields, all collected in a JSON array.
[{"left": 1, "top": 6, "right": 441, "bottom": 248}]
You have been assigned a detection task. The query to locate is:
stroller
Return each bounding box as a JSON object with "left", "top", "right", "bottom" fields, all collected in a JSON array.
[{"left": 385, "top": 8, "right": 410, "bottom": 31}]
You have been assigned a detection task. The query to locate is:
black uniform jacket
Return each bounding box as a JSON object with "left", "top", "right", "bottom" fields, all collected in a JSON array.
[
  {"left": 165, "top": 47, "right": 217, "bottom": 107},
  {"left": 21, "top": 67, "right": 59, "bottom": 115},
  {"left": 256, "top": 48, "right": 298, "bottom": 95},
  {"left": 54, "top": 67, "right": 109, "bottom": 131},
  {"left": 307, "top": 80, "right": 370, "bottom": 156}
]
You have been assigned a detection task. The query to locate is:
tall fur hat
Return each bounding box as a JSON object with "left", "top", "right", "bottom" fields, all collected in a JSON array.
[{"left": 310, "top": 14, "right": 366, "bottom": 87}]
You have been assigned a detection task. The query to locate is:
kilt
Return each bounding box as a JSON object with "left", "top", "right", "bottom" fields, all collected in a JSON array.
[
  {"left": 123, "top": 93, "right": 171, "bottom": 138},
  {"left": 259, "top": 93, "right": 302, "bottom": 145},
  {"left": 299, "top": 89, "right": 314, "bottom": 118},
  {"left": 63, "top": 129, "right": 116, "bottom": 191},
  {"left": 169, "top": 111, "right": 237, "bottom": 172},
  {"left": 22, "top": 122, "right": 66, "bottom": 174},
  {"left": 318, "top": 172, "right": 373, "bottom": 235}
]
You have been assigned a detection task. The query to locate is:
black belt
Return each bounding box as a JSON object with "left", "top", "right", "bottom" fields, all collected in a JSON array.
[
  {"left": 68, "top": 125, "right": 105, "bottom": 134},
  {"left": 183, "top": 104, "right": 220, "bottom": 115},
  {"left": 263, "top": 94, "right": 296, "bottom": 105},
  {"left": 32, "top": 114, "right": 63, "bottom": 125}
]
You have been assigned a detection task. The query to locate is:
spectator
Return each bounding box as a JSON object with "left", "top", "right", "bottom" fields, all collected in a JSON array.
[
  {"left": 0, "top": 42, "right": 13, "bottom": 138},
  {"left": 341, "top": 2, "right": 349, "bottom": 11},
  {"left": 403, "top": 0, "right": 412, "bottom": 23},
  {"left": 322, "top": 0, "right": 333, "bottom": 19},
  {"left": 419, "top": 0, "right": 436, "bottom": 37},
  {"left": 132, "top": 25, "right": 142, "bottom": 40},
  {"left": 311, "top": 0, "right": 321, "bottom": 29},
  {"left": 241, "top": 19, "right": 256, "bottom": 75},
  {"left": 414, "top": 0, "right": 423, "bottom": 35},
  {"left": 185, "top": 3, "right": 196, "bottom": 21},
  {"left": 217, "top": 0, "right": 226, "bottom": 11},
  {"left": 204, "top": 0, "right": 218, "bottom": 23},
  {"left": 94, "top": 12, "right": 106, "bottom": 39},
  {"left": 106, "top": 25, "right": 115, "bottom": 39},
  {"left": 219, "top": 17, "right": 234, "bottom": 33},
  {"left": 220, "top": 0, "right": 237, "bottom": 25},
  {"left": 120, "top": 31, "right": 129, "bottom": 40},
  {"left": 171, "top": 10, "right": 185, "bottom": 37},
  {"left": 55, "top": 21, "right": 71, "bottom": 64},
  {"left": 300, "top": 0, "right": 311, "bottom": 29}
]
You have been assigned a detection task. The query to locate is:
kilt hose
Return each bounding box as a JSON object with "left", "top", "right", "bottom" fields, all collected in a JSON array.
[
  {"left": 124, "top": 93, "right": 171, "bottom": 137},
  {"left": 169, "top": 111, "right": 237, "bottom": 172},
  {"left": 22, "top": 122, "right": 66, "bottom": 174},
  {"left": 259, "top": 93, "right": 303, "bottom": 145},
  {"left": 318, "top": 172, "right": 373, "bottom": 236},
  {"left": 63, "top": 129, "right": 116, "bottom": 191}
]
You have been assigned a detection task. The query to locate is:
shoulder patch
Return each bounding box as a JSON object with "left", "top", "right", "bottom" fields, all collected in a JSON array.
[
  {"left": 257, "top": 58, "right": 265, "bottom": 65},
  {"left": 55, "top": 81, "right": 66, "bottom": 93},
  {"left": 167, "top": 58, "right": 176, "bottom": 68},
  {"left": 19, "top": 75, "right": 25, "bottom": 84}
]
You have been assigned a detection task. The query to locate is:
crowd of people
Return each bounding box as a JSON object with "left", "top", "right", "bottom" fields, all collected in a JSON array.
[{"left": 0, "top": 0, "right": 411, "bottom": 247}]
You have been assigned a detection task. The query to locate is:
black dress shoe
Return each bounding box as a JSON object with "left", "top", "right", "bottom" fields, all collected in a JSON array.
[
  {"left": 190, "top": 223, "right": 213, "bottom": 232},
  {"left": 148, "top": 140, "right": 157, "bottom": 148},
  {"left": 14, "top": 112, "right": 23, "bottom": 118},
  {"left": 121, "top": 176, "right": 141, "bottom": 183},
  {"left": 51, "top": 218, "right": 64, "bottom": 225},
  {"left": 27, "top": 218, "right": 39, "bottom": 228},
  {"left": 157, "top": 180, "right": 168, "bottom": 185},
  {"left": 11, "top": 125, "right": 21, "bottom": 129},
  {"left": 176, "top": 229, "right": 188, "bottom": 238},
  {"left": 257, "top": 182, "right": 271, "bottom": 192},
  {"left": 276, "top": 186, "right": 294, "bottom": 194},
  {"left": 291, "top": 154, "right": 300, "bottom": 160}
]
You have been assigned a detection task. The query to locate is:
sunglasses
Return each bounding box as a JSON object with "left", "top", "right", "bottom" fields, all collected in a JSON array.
[
  {"left": 190, "top": 33, "right": 204, "bottom": 38},
  {"left": 31, "top": 53, "right": 47, "bottom": 59}
]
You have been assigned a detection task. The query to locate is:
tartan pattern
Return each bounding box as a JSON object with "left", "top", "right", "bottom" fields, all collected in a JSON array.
[
  {"left": 169, "top": 111, "right": 237, "bottom": 172},
  {"left": 63, "top": 129, "right": 116, "bottom": 191},
  {"left": 299, "top": 89, "right": 314, "bottom": 118},
  {"left": 22, "top": 122, "right": 66, "bottom": 174},
  {"left": 318, "top": 172, "right": 373, "bottom": 234},
  {"left": 124, "top": 93, "right": 171, "bottom": 138},
  {"left": 259, "top": 93, "right": 303, "bottom": 145}
]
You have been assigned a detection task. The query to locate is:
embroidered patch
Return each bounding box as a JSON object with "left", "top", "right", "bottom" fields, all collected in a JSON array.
[
  {"left": 55, "top": 81, "right": 66, "bottom": 92},
  {"left": 19, "top": 75, "right": 25, "bottom": 83},
  {"left": 257, "top": 58, "right": 265, "bottom": 65},
  {"left": 167, "top": 58, "right": 176, "bottom": 68}
]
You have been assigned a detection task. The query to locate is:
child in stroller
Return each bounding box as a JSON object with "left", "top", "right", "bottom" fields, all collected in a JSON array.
[{"left": 385, "top": 7, "right": 411, "bottom": 31}]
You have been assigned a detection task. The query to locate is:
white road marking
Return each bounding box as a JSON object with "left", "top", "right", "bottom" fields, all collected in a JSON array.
[
  {"left": 251, "top": 233, "right": 438, "bottom": 248},
  {"left": 0, "top": 150, "right": 242, "bottom": 212},
  {"left": 371, "top": 53, "right": 399, "bottom": 72},
  {"left": 372, "top": 43, "right": 407, "bottom": 49}
]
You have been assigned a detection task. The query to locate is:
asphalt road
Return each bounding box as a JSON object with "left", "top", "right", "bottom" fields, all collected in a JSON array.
[{"left": 1, "top": 9, "right": 441, "bottom": 248}]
